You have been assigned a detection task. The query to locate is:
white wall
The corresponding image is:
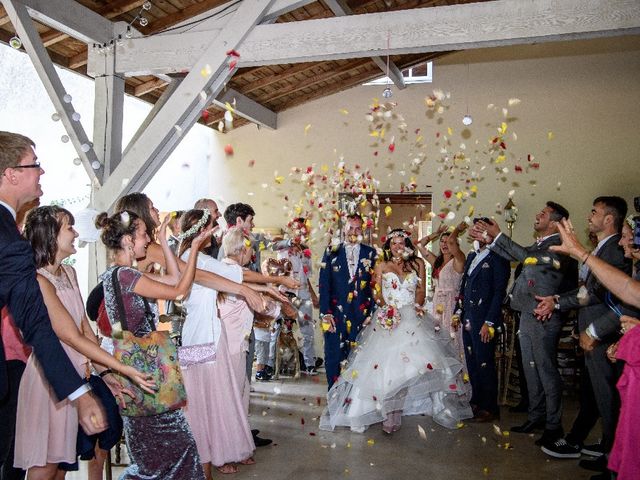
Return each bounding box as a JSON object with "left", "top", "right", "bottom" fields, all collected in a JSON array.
[
  {"left": 210, "top": 35, "right": 640, "bottom": 249},
  {"left": 0, "top": 44, "right": 213, "bottom": 295}
]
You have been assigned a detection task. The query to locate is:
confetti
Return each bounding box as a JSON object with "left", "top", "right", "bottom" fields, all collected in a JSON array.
[{"left": 224, "top": 144, "right": 234, "bottom": 155}]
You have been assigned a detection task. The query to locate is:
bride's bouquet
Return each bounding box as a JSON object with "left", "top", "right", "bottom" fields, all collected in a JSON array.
[{"left": 376, "top": 304, "right": 401, "bottom": 331}]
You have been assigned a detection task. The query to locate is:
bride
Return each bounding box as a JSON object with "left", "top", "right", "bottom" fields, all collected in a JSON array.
[{"left": 320, "top": 229, "right": 473, "bottom": 434}]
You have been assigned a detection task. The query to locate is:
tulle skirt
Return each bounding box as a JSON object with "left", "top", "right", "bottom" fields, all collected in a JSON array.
[{"left": 320, "top": 305, "right": 473, "bottom": 432}]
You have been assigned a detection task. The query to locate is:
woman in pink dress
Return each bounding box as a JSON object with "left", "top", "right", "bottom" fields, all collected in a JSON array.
[
  {"left": 14, "top": 206, "right": 153, "bottom": 479},
  {"left": 178, "top": 211, "right": 256, "bottom": 476},
  {"left": 218, "top": 228, "right": 287, "bottom": 413},
  {"left": 417, "top": 223, "right": 468, "bottom": 371}
]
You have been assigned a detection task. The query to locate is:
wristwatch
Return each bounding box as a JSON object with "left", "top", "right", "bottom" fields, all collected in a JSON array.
[{"left": 553, "top": 295, "right": 561, "bottom": 311}]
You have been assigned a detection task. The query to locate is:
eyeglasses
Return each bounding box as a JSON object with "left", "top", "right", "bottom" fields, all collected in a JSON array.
[{"left": 11, "top": 162, "right": 41, "bottom": 169}]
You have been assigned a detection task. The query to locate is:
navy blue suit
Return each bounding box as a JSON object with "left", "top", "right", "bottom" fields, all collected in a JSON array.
[
  {"left": 319, "top": 243, "right": 376, "bottom": 388},
  {"left": 459, "top": 249, "right": 510, "bottom": 415},
  {"left": 0, "top": 204, "right": 84, "bottom": 401}
]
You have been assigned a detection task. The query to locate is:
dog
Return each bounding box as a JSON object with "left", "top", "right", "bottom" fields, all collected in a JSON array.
[{"left": 274, "top": 306, "right": 302, "bottom": 380}]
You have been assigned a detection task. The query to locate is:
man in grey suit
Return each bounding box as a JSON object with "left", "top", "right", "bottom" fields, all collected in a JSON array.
[
  {"left": 536, "top": 196, "right": 631, "bottom": 476},
  {"left": 472, "top": 202, "right": 578, "bottom": 447}
]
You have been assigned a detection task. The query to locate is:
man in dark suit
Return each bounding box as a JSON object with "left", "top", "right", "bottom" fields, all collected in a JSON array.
[
  {"left": 319, "top": 214, "right": 376, "bottom": 388},
  {"left": 459, "top": 217, "right": 511, "bottom": 422},
  {"left": 536, "top": 196, "right": 631, "bottom": 476},
  {"left": 472, "top": 202, "right": 578, "bottom": 446},
  {"left": 0, "top": 132, "right": 106, "bottom": 478}
]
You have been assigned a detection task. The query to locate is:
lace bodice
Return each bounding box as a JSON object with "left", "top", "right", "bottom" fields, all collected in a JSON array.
[{"left": 382, "top": 271, "right": 418, "bottom": 308}]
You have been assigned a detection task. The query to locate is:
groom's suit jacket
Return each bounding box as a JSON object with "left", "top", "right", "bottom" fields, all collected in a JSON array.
[
  {"left": 460, "top": 250, "right": 510, "bottom": 330},
  {"left": 319, "top": 243, "right": 376, "bottom": 341},
  {"left": 0, "top": 204, "right": 84, "bottom": 401},
  {"left": 489, "top": 233, "right": 578, "bottom": 315}
]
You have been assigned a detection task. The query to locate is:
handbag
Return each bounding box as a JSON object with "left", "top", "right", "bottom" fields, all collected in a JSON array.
[{"left": 109, "top": 267, "right": 187, "bottom": 417}]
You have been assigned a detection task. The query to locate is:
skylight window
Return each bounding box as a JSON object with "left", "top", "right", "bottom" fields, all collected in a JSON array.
[{"left": 363, "top": 61, "right": 433, "bottom": 86}]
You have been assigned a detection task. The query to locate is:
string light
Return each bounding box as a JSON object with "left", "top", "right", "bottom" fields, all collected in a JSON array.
[{"left": 92, "top": 1, "right": 154, "bottom": 54}]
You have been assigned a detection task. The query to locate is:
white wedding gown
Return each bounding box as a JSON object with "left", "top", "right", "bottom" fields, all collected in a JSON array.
[{"left": 320, "top": 271, "right": 473, "bottom": 432}]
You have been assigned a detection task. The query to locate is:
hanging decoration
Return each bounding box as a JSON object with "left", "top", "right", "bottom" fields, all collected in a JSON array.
[
  {"left": 462, "top": 63, "right": 473, "bottom": 125},
  {"left": 382, "top": 32, "right": 393, "bottom": 99}
]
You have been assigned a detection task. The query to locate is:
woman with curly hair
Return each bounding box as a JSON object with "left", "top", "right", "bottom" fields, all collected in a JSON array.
[{"left": 95, "top": 209, "right": 209, "bottom": 479}]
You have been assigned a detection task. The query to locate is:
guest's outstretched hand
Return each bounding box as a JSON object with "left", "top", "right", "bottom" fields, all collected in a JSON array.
[{"left": 549, "top": 219, "right": 588, "bottom": 261}]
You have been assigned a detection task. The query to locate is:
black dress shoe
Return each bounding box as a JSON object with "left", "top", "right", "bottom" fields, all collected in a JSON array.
[
  {"left": 253, "top": 435, "right": 273, "bottom": 447},
  {"left": 510, "top": 419, "right": 545, "bottom": 434},
  {"left": 534, "top": 427, "right": 564, "bottom": 446},
  {"left": 251, "top": 429, "right": 260, "bottom": 436},
  {"left": 579, "top": 456, "right": 607, "bottom": 473}
]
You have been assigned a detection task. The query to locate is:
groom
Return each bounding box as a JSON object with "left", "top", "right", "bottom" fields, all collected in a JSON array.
[{"left": 319, "top": 214, "right": 376, "bottom": 388}]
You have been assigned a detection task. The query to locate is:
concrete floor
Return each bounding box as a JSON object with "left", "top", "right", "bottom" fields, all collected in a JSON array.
[{"left": 67, "top": 373, "right": 598, "bottom": 480}]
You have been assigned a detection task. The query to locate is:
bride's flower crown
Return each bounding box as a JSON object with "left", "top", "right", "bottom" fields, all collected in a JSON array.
[
  {"left": 177, "top": 209, "right": 210, "bottom": 241},
  {"left": 388, "top": 230, "right": 410, "bottom": 240}
]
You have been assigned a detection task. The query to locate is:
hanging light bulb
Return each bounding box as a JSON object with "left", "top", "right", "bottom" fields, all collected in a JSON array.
[
  {"left": 381, "top": 33, "right": 393, "bottom": 99},
  {"left": 9, "top": 36, "right": 22, "bottom": 49},
  {"left": 91, "top": 161, "right": 101, "bottom": 170},
  {"left": 125, "top": 27, "right": 133, "bottom": 39},
  {"left": 142, "top": 1, "right": 152, "bottom": 10},
  {"left": 462, "top": 64, "right": 473, "bottom": 126},
  {"left": 73, "top": 158, "right": 82, "bottom": 166},
  {"left": 139, "top": 16, "right": 149, "bottom": 27}
]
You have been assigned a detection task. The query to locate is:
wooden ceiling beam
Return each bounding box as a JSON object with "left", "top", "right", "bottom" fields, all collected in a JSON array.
[
  {"left": 264, "top": 58, "right": 373, "bottom": 104},
  {"left": 273, "top": 52, "right": 443, "bottom": 111},
  {"left": 34, "top": 0, "right": 146, "bottom": 49},
  {"left": 133, "top": 77, "right": 168, "bottom": 96},
  {"left": 0, "top": 28, "right": 70, "bottom": 66},
  {"left": 139, "top": 0, "right": 231, "bottom": 34},
  {"left": 115, "top": 0, "right": 640, "bottom": 73},
  {"left": 237, "top": 62, "right": 317, "bottom": 94},
  {"left": 323, "top": 0, "right": 405, "bottom": 89}
]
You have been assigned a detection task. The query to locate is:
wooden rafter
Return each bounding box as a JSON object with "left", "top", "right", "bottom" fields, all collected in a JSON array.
[{"left": 323, "top": 0, "right": 406, "bottom": 89}]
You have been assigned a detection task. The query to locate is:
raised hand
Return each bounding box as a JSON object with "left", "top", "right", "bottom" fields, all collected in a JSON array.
[
  {"left": 191, "top": 226, "right": 214, "bottom": 250},
  {"left": 158, "top": 214, "right": 172, "bottom": 238},
  {"left": 436, "top": 223, "right": 449, "bottom": 235},
  {"left": 549, "top": 219, "right": 588, "bottom": 261}
]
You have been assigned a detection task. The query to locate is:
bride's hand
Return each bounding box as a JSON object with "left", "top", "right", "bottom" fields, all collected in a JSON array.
[
  {"left": 414, "top": 303, "right": 425, "bottom": 317},
  {"left": 362, "top": 316, "right": 372, "bottom": 326}
]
